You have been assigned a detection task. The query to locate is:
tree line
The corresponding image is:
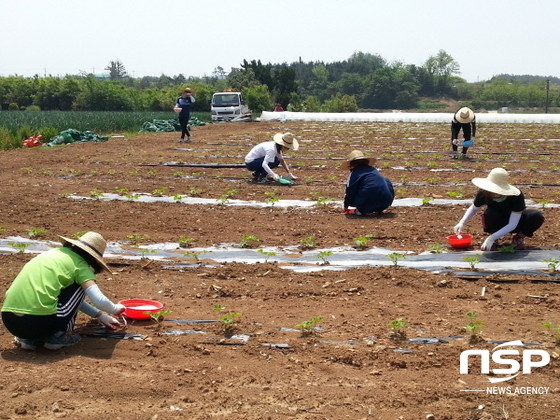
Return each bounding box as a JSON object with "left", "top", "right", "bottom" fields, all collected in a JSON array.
[{"left": 1, "top": 51, "right": 558, "bottom": 114}]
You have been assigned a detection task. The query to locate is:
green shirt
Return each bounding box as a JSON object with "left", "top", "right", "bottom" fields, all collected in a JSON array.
[{"left": 2, "top": 247, "right": 95, "bottom": 315}]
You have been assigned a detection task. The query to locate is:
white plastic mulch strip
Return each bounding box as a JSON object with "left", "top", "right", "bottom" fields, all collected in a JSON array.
[
  {"left": 66, "top": 194, "right": 558, "bottom": 209},
  {"left": 259, "top": 111, "right": 560, "bottom": 124},
  {"left": 1, "top": 237, "right": 558, "bottom": 275}
]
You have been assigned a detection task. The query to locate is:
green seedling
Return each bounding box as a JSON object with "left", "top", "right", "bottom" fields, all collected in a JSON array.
[
  {"left": 462, "top": 255, "right": 482, "bottom": 270},
  {"left": 178, "top": 236, "right": 195, "bottom": 248},
  {"left": 183, "top": 250, "right": 209, "bottom": 262},
  {"left": 315, "top": 197, "right": 335, "bottom": 206},
  {"left": 27, "top": 228, "right": 47, "bottom": 238},
  {"left": 172, "top": 170, "right": 184, "bottom": 178},
  {"left": 447, "top": 191, "right": 463, "bottom": 198},
  {"left": 239, "top": 235, "right": 260, "bottom": 248},
  {"left": 72, "top": 231, "right": 89, "bottom": 239},
  {"left": 317, "top": 251, "right": 333, "bottom": 265},
  {"left": 213, "top": 305, "right": 242, "bottom": 334},
  {"left": 264, "top": 190, "right": 280, "bottom": 206},
  {"left": 387, "top": 252, "right": 405, "bottom": 267},
  {"left": 189, "top": 187, "right": 203, "bottom": 197},
  {"left": 296, "top": 317, "right": 323, "bottom": 336},
  {"left": 428, "top": 243, "right": 445, "bottom": 254},
  {"left": 421, "top": 197, "right": 434, "bottom": 205},
  {"left": 152, "top": 187, "right": 168, "bottom": 196},
  {"left": 388, "top": 317, "right": 407, "bottom": 339},
  {"left": 133, "top": 244, "right": 157, "bottom": 260},
  {"left": 299, "top": 236, "right": 316, "bottom": 250},
  {"left": 257, "top": 249, "right": 276, "bottom": 263},
  {"left": 172, "top": 194, "right": 184, "bottom": 202},
  {"left": 124, "top": 193, "right": 140, "bottom": 201},
  {"left": 127, "top": 234, "right": 150, "bottom": 245},
  {"left": 542, "top": 258, "right": 560, "bottom": 272},
  {"left": 464, "top": 312, "right": 485, "bottom": 342},
  {"left": 535, "top": 199, "right": 550, "bottom": 209},
  {"left": 541, "top": 322, "right": 560, "bottom": 345},
  {"left": 0, "top": 227, "right": 5, "bottom": 233},
  {"left": 353, "top": 234, "right": 375, "bottom": 250},
  {"left": 497, "top": 244, "right": 516, "bottom": 253},
  {"left": 145, "top": 309, "right": 173, "bottom": 324},
  {"left": 216, "top": 188, "right": 238, "bottom": 205},
  {"left": 115, "top": 187, "right": 128, "bottom": 195},
  {"left": 89, "top": 189, "right": 103, "bottom": 199},
  {"left": 8, "top": 242, "right": 31, "bottom": 254}
]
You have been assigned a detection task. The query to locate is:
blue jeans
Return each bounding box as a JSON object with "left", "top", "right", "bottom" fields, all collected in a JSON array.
[{"left": 245, "top": 157, "right": 280, "bottom": 178}]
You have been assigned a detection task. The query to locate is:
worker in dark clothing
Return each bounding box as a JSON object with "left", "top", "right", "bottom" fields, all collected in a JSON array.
[
  {"left": 343, "top": 150, "right": 394, "bottom": 216},
  {"left": 451, "top": 107, "right": 476, "bottom": 159},
  {"left": 176, "top": 88, "right": 196, "bottom": 143}
]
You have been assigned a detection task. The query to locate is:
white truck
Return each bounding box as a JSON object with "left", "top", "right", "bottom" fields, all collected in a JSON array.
[{"left": 210, "top": 92, "right": 252, "bottom": 122}]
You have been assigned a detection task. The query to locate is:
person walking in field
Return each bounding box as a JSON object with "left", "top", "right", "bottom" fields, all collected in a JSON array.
[
  {"left": 343, "top": 150, "right": 395, "bottom": 216},
  {"left": 453, "top": 168, "right": 544, "bottom": 251},
  {"left": 1, "top": 232, "right": 126, "bottom": 351},
  {"left": 245, "top": 132, "right": 299, "bottom": 183},
  {"left": 176, "top": 88, "right": 196, "bottom": 143},
  {"left": 451, "top": 107, "right": 476, "bottom": 159}
]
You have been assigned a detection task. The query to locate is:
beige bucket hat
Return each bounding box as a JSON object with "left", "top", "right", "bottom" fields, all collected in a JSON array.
[
  {"left": 472, "top": 168, "right": 520, "bottom": 196},
  {"left": 273, "top": 133, "right": 299, "bottom": 151},
  {"left": 58, "top": 231, "right": 111, "bottom": 273},
  {"left": 342, "top": 150, "right": 370, "bottom": 169},
  {"left": 455, "top": 107, "right": 475, "bottom": 123}
]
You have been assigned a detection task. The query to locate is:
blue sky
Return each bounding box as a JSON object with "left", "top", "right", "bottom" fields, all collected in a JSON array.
[{"left": 2, "top": 0, "right": 559, "bottom": 82}]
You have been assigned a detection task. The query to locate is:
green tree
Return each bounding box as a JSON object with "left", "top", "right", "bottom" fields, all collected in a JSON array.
[
  {"left": 244, "top": 84, "right": 273, "bottom": 114},
  {"left": 423, "top": 50, "right": 460, "bottom": 95},
  {"left": 105, "top": 60, "right": 128, "bottom": 80}
]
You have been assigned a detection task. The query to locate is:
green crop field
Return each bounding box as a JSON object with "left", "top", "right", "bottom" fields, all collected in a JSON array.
[{"left": 0, "top": 111, "right": 211, "bottom": 134}]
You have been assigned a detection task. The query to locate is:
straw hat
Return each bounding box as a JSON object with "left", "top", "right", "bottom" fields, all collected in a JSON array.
[
  {"left": 455, "top": 107, "right": 475, "bottom": 123},
  {"left": 471, "top": 168, "right": 520, "bottom": 196},
  {"left": 58, "top": 231, "right": 111, "bottom": 273},
  {"left": 342, "top": 150, "right": 370, "bottom": 169},
  {"left": 181, "top": 88, "right": 192, "bottom": 93},
  {"left": 273, "top": 133, "right": 299, "bottom": 151}
]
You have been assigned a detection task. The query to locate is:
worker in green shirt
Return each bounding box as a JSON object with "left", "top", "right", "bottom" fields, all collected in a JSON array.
[{"left": 2, "top": 232, "right": 125, "bottom": 351}]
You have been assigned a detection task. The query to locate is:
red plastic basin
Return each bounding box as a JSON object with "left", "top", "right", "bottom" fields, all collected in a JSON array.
[
  {"left": 119, "top": 299, "right": 164, "bottom": 320},
  {"left": 447, "top": 234, "right": 473, "bottom": 249}
]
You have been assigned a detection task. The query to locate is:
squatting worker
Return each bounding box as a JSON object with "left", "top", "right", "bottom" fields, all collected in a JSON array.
[
  {"left": 176, "top": 88, "right": 196, "bottom": 143},
  {"left": 454, "top": 168, "right": 544, "bottom": 251},
  {"left": 343, "top": 150, "right": 395, "bottom": 216},
  {"left": 245, "top": 132, "right": 299, "bottom": 183},
  {"left": 1, "top": 232, "right": 126, "bottom": 351},
  {"left": 451, "top": 107, "right": 476, "bottom": 159}
]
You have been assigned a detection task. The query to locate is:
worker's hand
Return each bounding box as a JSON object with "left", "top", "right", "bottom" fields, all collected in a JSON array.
[
  {"left": 272, "top": 173, "right": 280, "bottom": 181},
  {"left": 481, "top": 235, "right": 496, "bottom": 251},
  {"left": 113, "top": 303, "right": 126, "bottom": 316},
  {"left": 288, "top": 172, "right": 298, "bottom": 180},
  {"left": 452, "top": 139, "right": 459, "bottom": 146},
  {"left": 97, "top": 312, "right": 121, "bottom": 330},
  {"left": 453, "top": 223, "right": 464, "bottom": 234}
]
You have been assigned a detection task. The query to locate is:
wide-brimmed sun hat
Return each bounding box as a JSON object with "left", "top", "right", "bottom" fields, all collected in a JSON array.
[
  {"left": 455, "top": 107, "right": 475, "bottom": 123},
  {"left": 273, "top": 132, "right": 299, "bottom": 151},
  {"left": 58, "top": 231, "right": 111, "bottom": 273},
  {"left": 342, "top": 150, "right": 370, "bottom": 169},
  {"left": 471, "top": 168, "right": 520, "bottom": 196},
  {"left": 181, "top": 88, "right": 192, "bottom": 93}
]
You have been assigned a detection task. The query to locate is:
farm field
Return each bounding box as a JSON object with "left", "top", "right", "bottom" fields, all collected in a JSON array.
[{"left": 1, "top": 120, "right": 560, "bottom": 419}]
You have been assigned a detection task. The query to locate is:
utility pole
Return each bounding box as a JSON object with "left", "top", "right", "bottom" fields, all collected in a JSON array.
[{"left": 545, "top": 79, "right": 550, "bottom": 114}]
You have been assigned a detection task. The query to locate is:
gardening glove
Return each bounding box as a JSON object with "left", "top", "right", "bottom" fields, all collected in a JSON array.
[
  {"left": 97, "top": 312, "right": 121, "bottom": 330},
  {"left": 453, "top": 223, "right": 464, "bottom": 234},
  {"left": 272, "top": 173, "right": 280, "bottom": 181},
  {"left": 452, "top": 139, "right": 459, "bottom": 146},
  {"left": 481, "top": 235, "right": 496, "bottom": 251},
  {"left": 113, "top": 303, "right": 126, "bottom": 316}
]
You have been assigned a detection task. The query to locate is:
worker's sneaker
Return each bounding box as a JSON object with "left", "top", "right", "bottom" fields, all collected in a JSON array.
[
  {"left": 257, "top": 176, "right": 271, "bottom": 184},
  {"left": 511, "top": 234, "right": 527, "bottom": 250},
  {"left": 178, "top": 138, "right": 185, "bottom": 143},
  {"left": 345, "top": 209, "right": 363, "bottom": 217},
  {"left": 44, "top": 331, "right": 81, "bottom": 350},
  {"left": 14, "top": 337, "right": 40, "bottom": 351}
]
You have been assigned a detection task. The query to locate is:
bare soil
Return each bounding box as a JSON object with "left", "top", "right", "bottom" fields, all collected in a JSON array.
[{"left": 1, "top": 120, "right": 560, "bottom": 420}]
